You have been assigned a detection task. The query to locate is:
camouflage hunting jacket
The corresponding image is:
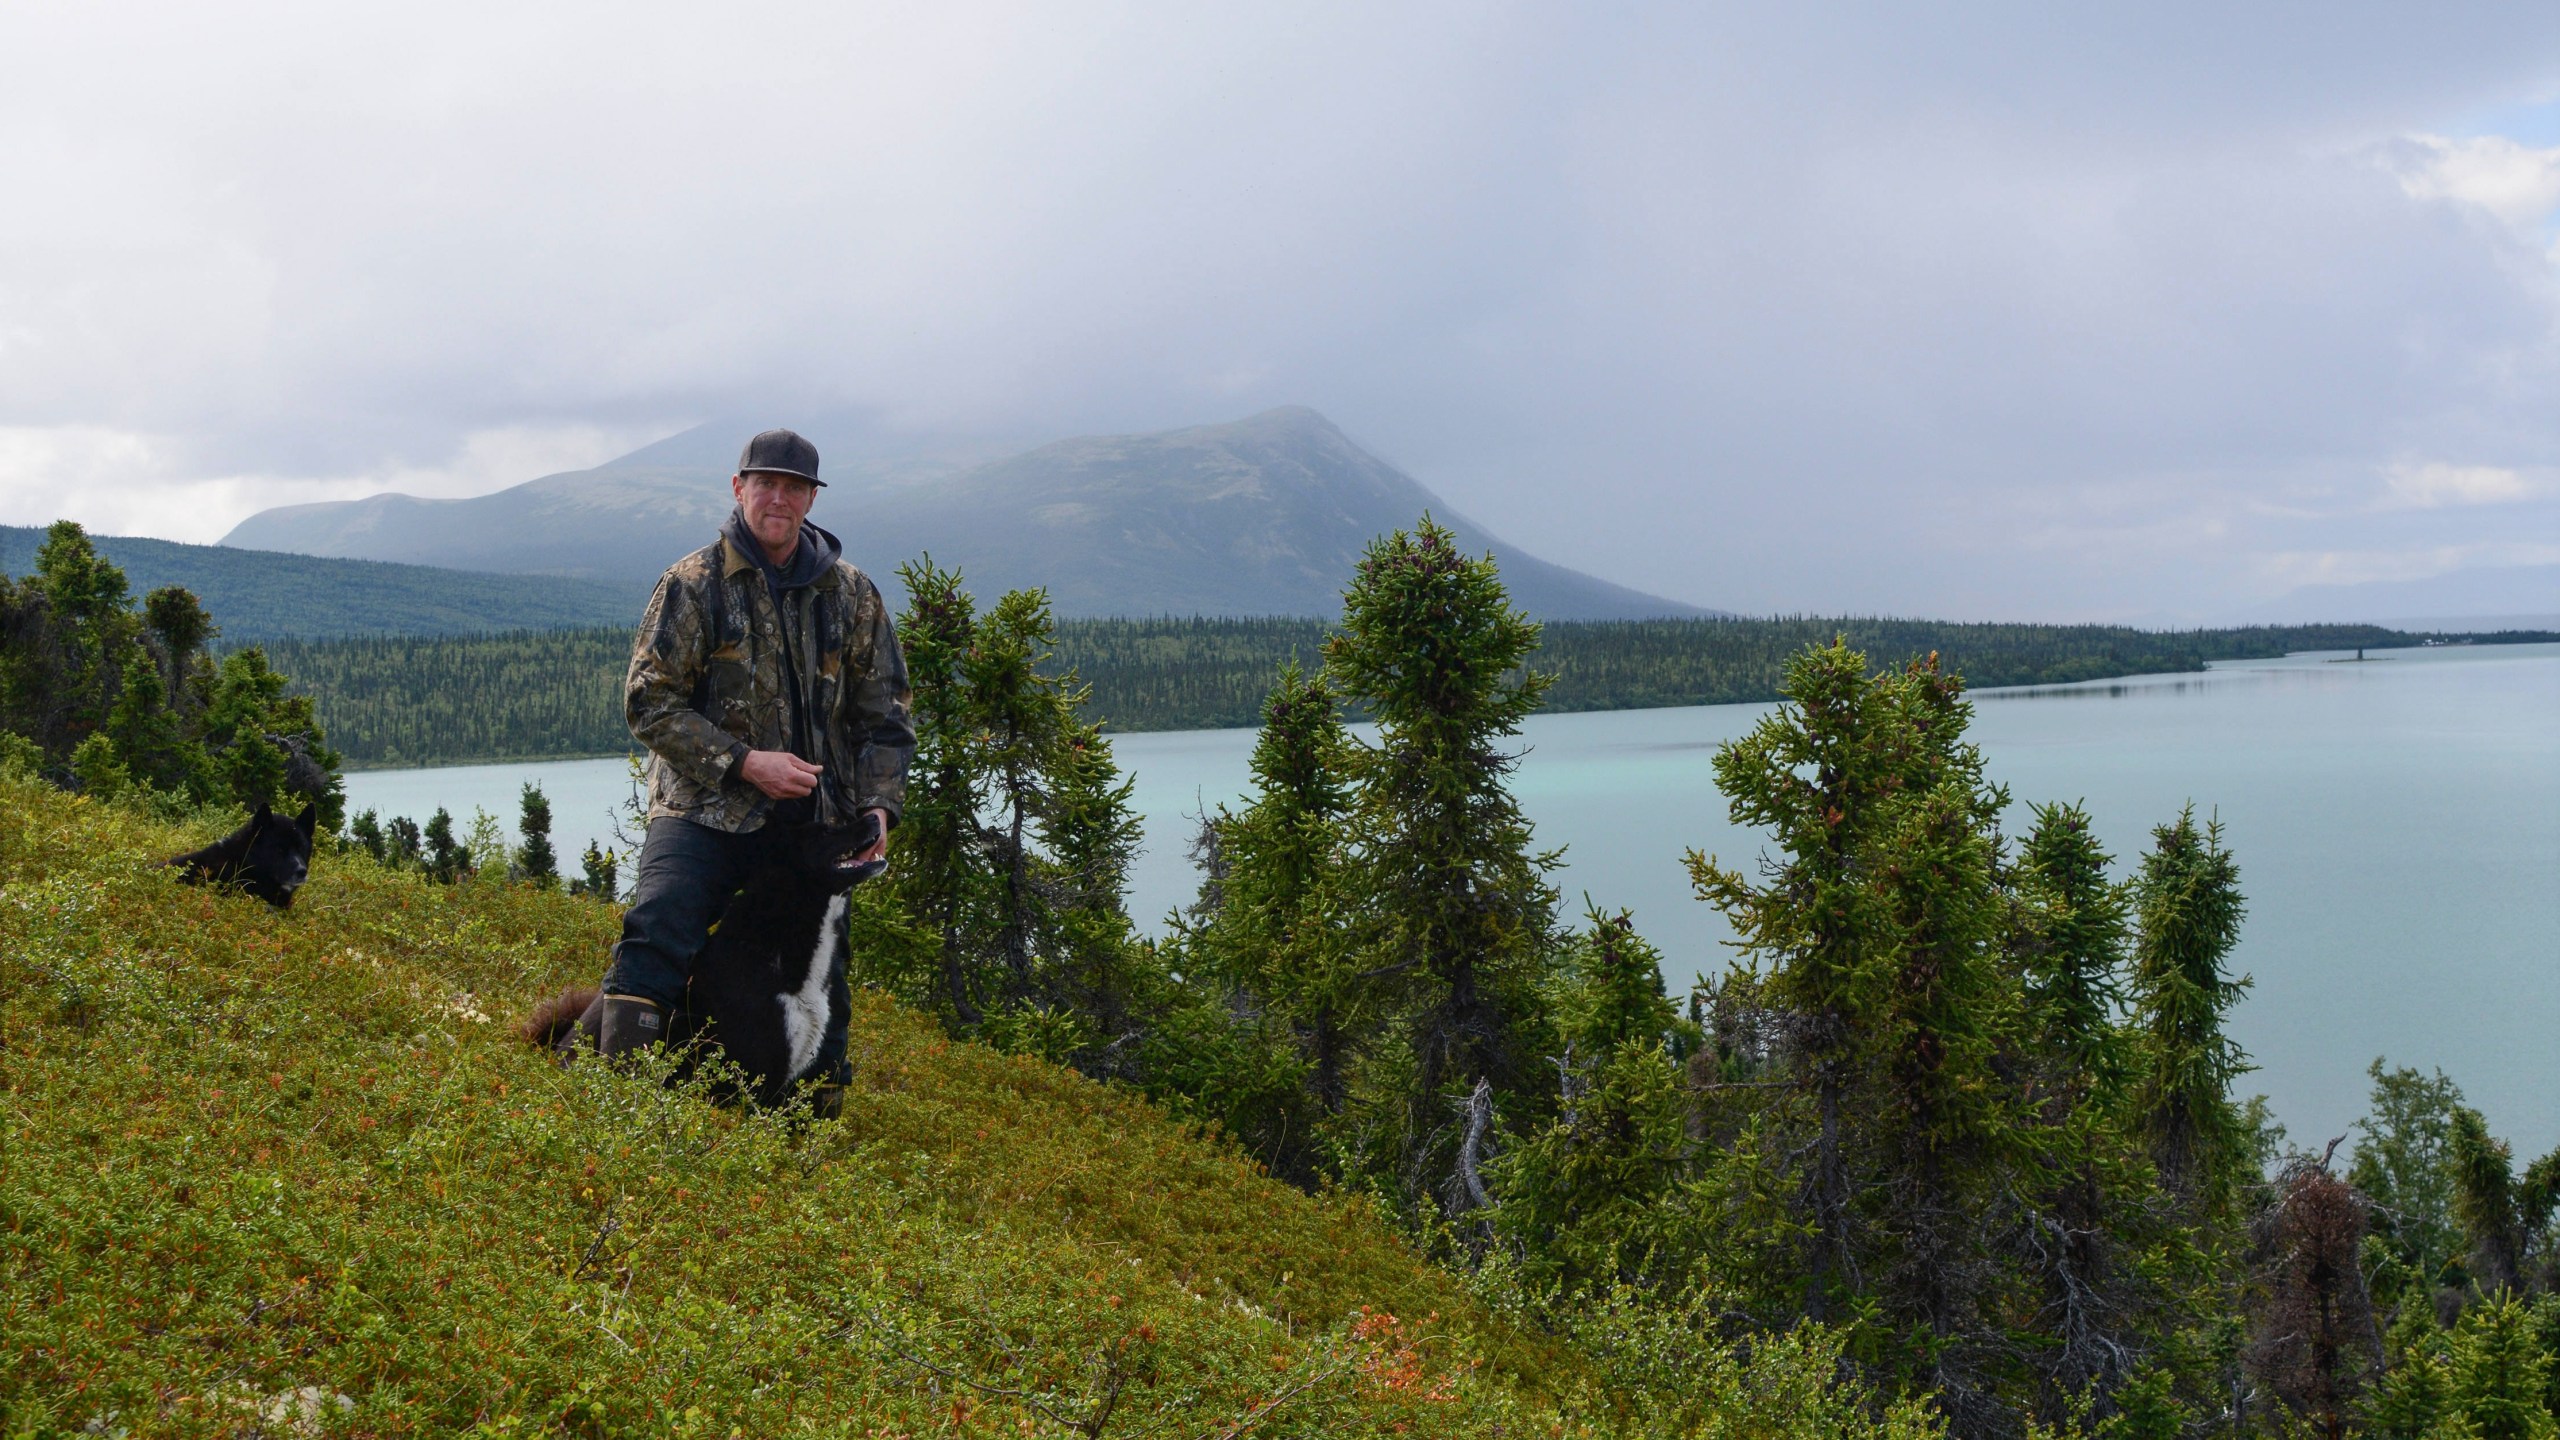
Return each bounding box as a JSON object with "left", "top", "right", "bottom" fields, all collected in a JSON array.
[{"left": 626, "top": 535, "right": 914, "bottom": 833}]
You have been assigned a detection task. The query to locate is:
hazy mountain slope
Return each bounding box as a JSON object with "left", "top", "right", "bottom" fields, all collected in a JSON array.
[
  {"left": 0, "top": 525, "right": 638, "bottom": 643},
  {"left": 2250, "top": 562, "right": 2560, "bottom": 629},
  {"left": 222, "top": 408, "right": 1709, "bottom": 620},
  {"left": 864, "top": 407, "right": 1704, "bottom": 619},
  {"left": 218, "top": 417, "right": 1011, "bottom": 587},
  {"left": 222, "top": 470, "right": 730, "bottom": 590}
]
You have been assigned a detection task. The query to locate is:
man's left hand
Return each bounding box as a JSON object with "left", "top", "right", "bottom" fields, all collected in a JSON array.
[{"left": 858, "top": 808, "right": 891, "bottom": 864}]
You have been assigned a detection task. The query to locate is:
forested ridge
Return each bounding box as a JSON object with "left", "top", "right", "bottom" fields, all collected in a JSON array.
[
  {"left": 266, "top": 628, "right": 634, "bottom": 768},
  {"left": 0, "top": 523, "right": 638, "bottom": 644},
  {"left": 269, "top": 613, "right": 2547, "bottom": 768}
]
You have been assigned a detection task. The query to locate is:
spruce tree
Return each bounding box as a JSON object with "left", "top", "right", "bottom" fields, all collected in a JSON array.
[
  {"left": 569, "top": 839, "right": 619, "bottom": 899},
  {"left": 1152, "top": 660, "right": 1354, "bottom": 1184},
  {"left": 2452, "top": 1107, "right": 2527, "bottom": 1300},
  {"left": 884, "top": 556, "right": 995, "bottom": 1026},
  {"left": 69, "top": 732, "right": 129, "bottom": 797},
  {"left": 1689, "top": 640, "right": 1893, "bottom": 1323},
  {"left": 1322, "top": 517, "right": 1558, "bottom": 1213},
  {"left": 2436, "top": 1295, "right": 2558, "bottom": 1440},
  {"left": 347, "top": 809, "right": 388, "bottom": 865},
  {"left": 2533, "top": 1298, "right": 2560, "bottom": 1423},
  {"left": 104, "top": 644, "right": 197, "bottom": 795},
  {"left": 1210, "top": 660, "right": 1359, "bottom": 1111},
  {"left": 423, "top": 808, "right": 470, "bottom": 884},
  {"left": 2446, "top": 1109, "right": 2560, "bottom": 1302},
  {"left": 2011, "top": 799, "right": 2173, "bottom": 1419},
  {"left": 969, "top": 587, "right": 1075, "bottom": 1022},
  {"left": 141, "top": 585, "right": 214, "bottom": 677},
  {"left": 2353, "top": 1061, "right": 2470, "bottom": 1306},
  {"left": 867, "top": 563, "right": 1155, "bottom": 1074},
  {"left": 2126, "top": 806, "right": 2250, "bottom": 1212},
  {"left": 2016, "top": 800, "right": 2130, "bottom": 1088},
  {"left": 137, "top": 585, "right": 218, "bottom": 758},
  {"left": 16, "top": 523, "right": 137, "bottom": 761},
  {"left": 1488, "top": 903, "right": 1697, "bottom": 1291},
  {"left": 1037, "top": 714, "right": 1147, "bottom": 1075},
  {"left": 199, "top": 646, "right": 345, "bottom": 824},
  {"left": 1683, "top": 642, "right": 2217, "bottom": 1430},
  {"left": 2365, "top": 1300, "right": 2452, "bottom": 1440},
  {"left": 514, "top": 782, "right": 559, "bottom": 888},
  {"left": 1690, "top": 644, "right": 2028, "bottom": 1364}
]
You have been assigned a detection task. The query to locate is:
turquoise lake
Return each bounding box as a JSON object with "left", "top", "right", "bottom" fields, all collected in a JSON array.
[{"left": 345, "top": 641, "right": 2560, "bottom": 1155}]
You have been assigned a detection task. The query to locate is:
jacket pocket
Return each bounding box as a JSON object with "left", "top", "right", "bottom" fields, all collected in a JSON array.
[{"left": 704, "top": 640, "right": 753, "bottom": 724}]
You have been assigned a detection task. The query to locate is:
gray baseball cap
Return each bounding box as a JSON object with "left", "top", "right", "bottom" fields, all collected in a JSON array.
[{"left": 737, "top": 428, "right": 823, "bottom": 486}]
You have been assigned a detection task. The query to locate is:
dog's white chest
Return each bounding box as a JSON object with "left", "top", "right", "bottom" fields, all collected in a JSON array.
[{"left": 776, "top": 893, "right": 847, "bottom": 1080}]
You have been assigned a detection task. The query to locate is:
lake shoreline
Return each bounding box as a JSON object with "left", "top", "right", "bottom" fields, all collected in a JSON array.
[
  {"left": 330, "top": 640, "right": 2552, "bottom": 770},
  {"left": 292, "top": 620, "right": 2560, "bottom": 768}
]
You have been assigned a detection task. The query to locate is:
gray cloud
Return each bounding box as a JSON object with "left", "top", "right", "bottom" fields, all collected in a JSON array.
[{"left": 2, "top": 1, "right": 2554, "bottom": 617}]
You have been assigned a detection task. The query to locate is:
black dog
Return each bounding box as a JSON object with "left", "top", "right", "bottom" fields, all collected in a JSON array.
[
  {"left": 165, "top": 801, "right": 318, "bottom": 909},
  {"left": 523, "top": 818, "right": 885, "bottom": 1108}
]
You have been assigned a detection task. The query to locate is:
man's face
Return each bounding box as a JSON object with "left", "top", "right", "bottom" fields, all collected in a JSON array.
[{"left": 733, "top": 470, "right": 818, "bottom": 555}]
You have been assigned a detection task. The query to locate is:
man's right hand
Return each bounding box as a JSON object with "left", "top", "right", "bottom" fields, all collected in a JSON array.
[{"left": 738, "top": 749, "right": 823, "bottom": 800}]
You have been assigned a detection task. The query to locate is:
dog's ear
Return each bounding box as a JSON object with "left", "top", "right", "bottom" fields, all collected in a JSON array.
[
  {"left": 294, "top": 803, "right": 317, "bottom": 837},
  {"left": 252, "top": 801, "right": 273, "bottom": 824}
]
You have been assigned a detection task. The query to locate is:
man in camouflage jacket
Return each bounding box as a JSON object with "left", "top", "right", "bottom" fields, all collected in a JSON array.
[{"left": 594, "top": 428, "right": 915, "bottom": 1089}]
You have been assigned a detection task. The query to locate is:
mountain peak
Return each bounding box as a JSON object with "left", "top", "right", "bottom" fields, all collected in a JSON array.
[
  {"left": 221, "top": 411, "right": 1711, "bottom": 620},
  {"left": 1222, "top": 403, "right": 1336, "bottom": 434},
  {"left": 1181, "top": 405, "right": 1363, "bottom": 455}
]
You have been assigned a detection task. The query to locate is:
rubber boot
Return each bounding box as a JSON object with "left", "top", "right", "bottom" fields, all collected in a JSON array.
[{"left": 595, "top": 994, "right": 666, "bottom": 1059}]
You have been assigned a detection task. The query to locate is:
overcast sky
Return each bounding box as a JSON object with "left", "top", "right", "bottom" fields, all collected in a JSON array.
[{"left": 2, "top": 2, "right": 2555, "bottom": 620}]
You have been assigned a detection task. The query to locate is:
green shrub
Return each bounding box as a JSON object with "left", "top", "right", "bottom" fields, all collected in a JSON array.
[{"left": 0, "top": 729, "right": 43, "bottom": 778}]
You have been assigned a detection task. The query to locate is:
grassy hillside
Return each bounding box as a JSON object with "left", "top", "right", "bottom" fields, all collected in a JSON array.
[
  {"left": 0, "top": 779, "right": 1603, "bottom": 1435},
  {"left": 0, "top": 778, "right": 1935, "bottom": 1424},
  {"left": 0, "top": 779, "right": 1948, "bottom": 1437},
  {"left": 270, "top": 615, "right": 2552, "bottom": 768},
  {"left": 0, "top": 781, "right": 1943, "bottom": 1437},
  {"left": 0, "top": 526, "right": 639, "bottom": 645}
]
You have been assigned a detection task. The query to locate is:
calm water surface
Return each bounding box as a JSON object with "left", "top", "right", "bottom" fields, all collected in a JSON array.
[{"left": 346, "top": 643, "right": 2559, "bottom": 1153}]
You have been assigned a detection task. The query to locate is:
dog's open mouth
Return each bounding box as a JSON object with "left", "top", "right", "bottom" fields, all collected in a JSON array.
[{"left": 800, "top": 814, "right": 887, "bottom": 887}]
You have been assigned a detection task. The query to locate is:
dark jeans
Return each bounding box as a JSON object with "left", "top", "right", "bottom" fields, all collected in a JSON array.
[{"left": 601, "top": 815, "right": 850, "bottom": 1086}]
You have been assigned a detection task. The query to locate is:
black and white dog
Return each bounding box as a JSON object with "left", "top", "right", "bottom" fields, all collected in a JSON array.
[
  {"left": 524, "top": 819, "right": 885, "bottom": 1108},
  {"left": 164, "top": 801, "right": 319, "bottom": 909}
]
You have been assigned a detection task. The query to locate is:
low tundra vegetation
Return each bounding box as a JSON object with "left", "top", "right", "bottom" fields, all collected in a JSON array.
[{"left": 0, "top": 775, "right": 1926, "bottom": 1437}]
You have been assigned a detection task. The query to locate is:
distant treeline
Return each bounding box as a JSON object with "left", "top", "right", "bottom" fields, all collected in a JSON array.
[
  {"left": 267, "top": 629, "right": 632, "bottom": 769},
  {"left": 275, "top": 614, "right": 2554, "bottom": 769},
  {"left": 1055, "top": 616, "right": 2531, "bottom": 730}
]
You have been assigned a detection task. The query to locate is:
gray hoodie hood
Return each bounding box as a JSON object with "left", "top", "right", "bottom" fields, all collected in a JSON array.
[{"left": 724, "top": 506, "right": 842, "bottom": 598}]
